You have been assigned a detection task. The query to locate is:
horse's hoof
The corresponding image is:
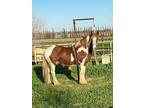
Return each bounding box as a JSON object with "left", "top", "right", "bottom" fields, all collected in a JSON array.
[
  {"left": 79, "top": 80, "right": 88, "bottom": 85},
  {"left": 47, "top": 81, "right": 52, "bottom": 84},
  {"left": 44, "top": 79, "right": 52, "bottom": 84},
  {"left": 53, "top": 81, "right": 60, "bottom": 86}
]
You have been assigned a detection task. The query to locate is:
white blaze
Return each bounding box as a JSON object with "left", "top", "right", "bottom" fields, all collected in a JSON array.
[
  {"left": 93, "top": 37, "right": 97, "bottom": 49},
  {"left": 86, "top": 35, "right": 90, "bottom": 43}
]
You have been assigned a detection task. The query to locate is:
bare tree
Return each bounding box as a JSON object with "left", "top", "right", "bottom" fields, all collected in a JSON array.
[{"left": 32, "top": 15, "right": 47, "bottom": 39}]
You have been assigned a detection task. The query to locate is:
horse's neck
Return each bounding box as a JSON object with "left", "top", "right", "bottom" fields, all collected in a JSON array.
[{"left": 74, "top": 37, "right": 86, "bottom": 49}]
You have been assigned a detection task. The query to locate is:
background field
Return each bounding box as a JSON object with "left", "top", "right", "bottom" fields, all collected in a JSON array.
[{"left": 32, "top": 62, "right": 113, "bottom": 108}]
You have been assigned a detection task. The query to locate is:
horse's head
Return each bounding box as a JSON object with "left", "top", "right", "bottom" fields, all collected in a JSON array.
[
  {"left": 89, "top": 30, "right": 99, "bottom": 49},
  {"left": 74, "top": 30, "right": 99, "bottom": 53}
]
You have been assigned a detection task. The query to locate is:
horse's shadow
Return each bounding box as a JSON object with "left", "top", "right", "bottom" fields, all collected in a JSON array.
[
  {"left": 33, "top": 65, "right": 43, "bottom": 82},
  {"left": 55, "top": 64, "right": 77, "bottom": 82},
  {"left": 33, "top": 64, "right": 77, "bottom": 83}
]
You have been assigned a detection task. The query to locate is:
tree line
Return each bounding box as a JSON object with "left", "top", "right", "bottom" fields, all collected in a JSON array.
[{"left": 32, "top": 15, "right": 113, "bottom": 40}]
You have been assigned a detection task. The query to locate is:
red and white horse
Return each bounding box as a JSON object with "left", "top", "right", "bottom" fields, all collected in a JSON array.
[{"left": 43, "top": 31, "right": 99, "bottom": 85}]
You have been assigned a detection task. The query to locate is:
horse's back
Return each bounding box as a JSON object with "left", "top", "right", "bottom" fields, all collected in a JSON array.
[{"left": 45, "top": 45, "right": 73, "bottom": 64}]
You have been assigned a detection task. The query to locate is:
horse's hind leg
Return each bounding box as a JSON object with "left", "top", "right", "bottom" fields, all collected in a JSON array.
[
  {"left": 42, "top": 56, "right": 51, "bottom": 84},
  {"left": 49, "top": 63, "right": 60, "bottom": 85}
]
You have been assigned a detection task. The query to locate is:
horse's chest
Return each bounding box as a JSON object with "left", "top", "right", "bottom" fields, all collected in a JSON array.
[{"left": 77, "top": 47, "right": 89, "bottom": 63}]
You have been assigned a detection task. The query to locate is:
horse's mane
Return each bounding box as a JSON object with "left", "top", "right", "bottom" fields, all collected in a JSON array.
[{"left": 88, "top": 38, "right": 93, "bottom": 54}]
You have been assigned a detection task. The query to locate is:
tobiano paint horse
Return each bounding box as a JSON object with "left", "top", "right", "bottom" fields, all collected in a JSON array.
[{"left": 43, "top": 31, "right": 99, "bottom": 85}]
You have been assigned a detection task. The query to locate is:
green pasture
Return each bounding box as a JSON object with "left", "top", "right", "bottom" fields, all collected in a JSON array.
[{"left": 32, "top": 62, "right": 113, "bottom": 108}]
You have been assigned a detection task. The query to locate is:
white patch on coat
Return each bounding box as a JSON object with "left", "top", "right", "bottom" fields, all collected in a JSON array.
[
  {"left": 44, "top": 45, "right": 56, "bottom": 66},
  {"left": 70, "top": 53, "right": 74, "bottom": 62},
  {"left": 77, "top": 47, "right": 88, "bottom": 54},
  {"left": 44, "top": 45, "right": 56, "bottom": 58},
  {"left": 80, "top": 55, "right": 87, "bottom": 74}
]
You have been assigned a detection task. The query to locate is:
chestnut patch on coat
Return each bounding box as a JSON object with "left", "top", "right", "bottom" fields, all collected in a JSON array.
[
  {"left": 77, "top": 50, "right": 87, "bottom": 63},
  {"left": 50, "top": 46, "right": 74, "bottom": 65}
]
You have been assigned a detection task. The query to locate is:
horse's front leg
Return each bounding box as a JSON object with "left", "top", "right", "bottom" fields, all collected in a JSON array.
[
  {"left": 79, "top": 64, "right": 87, "bottom": 84},
  {"left": 42, "top": 56, "right": 52, "bottom": 84}
]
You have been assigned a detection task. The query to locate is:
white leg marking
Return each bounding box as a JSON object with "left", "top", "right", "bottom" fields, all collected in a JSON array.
[
  {"left": 47, "top": 67, "right": 51, "bottom": 84},
  {"left": 79, "top": 56, "right": 88, "bottom": 84},
  {"left": 50, "top": 63, "right": 60, "bottom": 85}
]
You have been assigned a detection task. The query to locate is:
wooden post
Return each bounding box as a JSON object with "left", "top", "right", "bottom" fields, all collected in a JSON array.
[
  {"left": 34, "top": 46, "right": 37, "bottom": 64},
  {"left": 73, "top": 19, "right": 77, "bottom": 41}
]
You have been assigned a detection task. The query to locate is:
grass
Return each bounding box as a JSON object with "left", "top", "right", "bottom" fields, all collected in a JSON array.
[{"left": 32, "top": 62, "right": 113, "bottom": 108}]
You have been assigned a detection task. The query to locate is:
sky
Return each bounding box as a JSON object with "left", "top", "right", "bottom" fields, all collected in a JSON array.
[{"left": 32, "top": 0, "right": 113, "bottom": 32}]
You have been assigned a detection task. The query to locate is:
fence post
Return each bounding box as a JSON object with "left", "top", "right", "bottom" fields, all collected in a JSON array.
[{"left": 34, "top": 46, "right": 37, "bottom": 64}]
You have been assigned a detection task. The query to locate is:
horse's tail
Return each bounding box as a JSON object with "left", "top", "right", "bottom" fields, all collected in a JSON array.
[{"left": 42, "top": 52, "right": 49, "bottom": 84}]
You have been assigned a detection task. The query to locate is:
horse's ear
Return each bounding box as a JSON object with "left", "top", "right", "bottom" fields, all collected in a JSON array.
[
  {"left": 93, "top": 30, "right": 99, "bottom": 35},
  {"left": 96, "top": 31, "right": 99, "bottom": 35},
  {"left": 90, "top": 30, "right": 93, "bottom": 37}
]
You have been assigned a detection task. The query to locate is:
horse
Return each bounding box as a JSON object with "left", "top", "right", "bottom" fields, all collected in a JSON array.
[{"left": 42, "top": 31, "right": 99, "bottom": 85}]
